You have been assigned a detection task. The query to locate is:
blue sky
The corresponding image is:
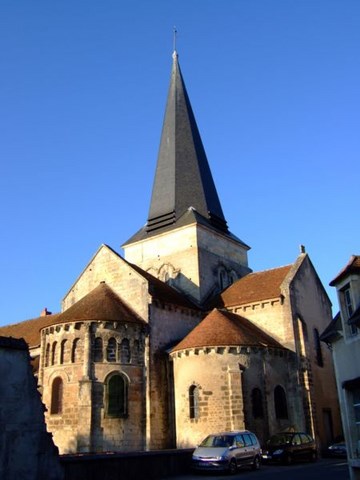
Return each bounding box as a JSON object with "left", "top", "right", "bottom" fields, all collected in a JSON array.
[{"left": 0, "top": 0, "right": 359, "bottom": 326}]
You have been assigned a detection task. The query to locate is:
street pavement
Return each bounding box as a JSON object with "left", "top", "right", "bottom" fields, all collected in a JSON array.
[{"left": 161, "top": 458, "right": 349, "bottom": 480}]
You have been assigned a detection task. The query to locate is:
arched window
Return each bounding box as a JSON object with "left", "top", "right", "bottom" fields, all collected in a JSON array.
[
  {"left": 313, "top": 328, "right": 323, "bottom": 367},
  {"left": 251, "top": 388, "right": 264, "bottom": 418},
  {"left": 106, "top": 374, "right": 128, "bottom": 417},
  {"left": 107, "top": 337, "right": 117, "bottom": 362},
  {"left": 219, "top": 270, "right": 227, "bottom": 290},
  {"left": 94, "top": 337, "right": 103, "bottom": 362},
  {"left": 51, "top": 377, "right": 63, "bottom": 414},
  {"left": 51, "top": 342, "right": 57, "bottom": 365},
  {"left": 71, "top": 338, "right": 80, "bottom": 363},
  {"left": 45, "top": 343, "right": 50, "bottom": 367},
  {"left": 60, "top": 339, "right": 67, "bottom": 364},
  {"left": 120, "top": 338, "right": 131, "bottom": 364},
  {"left": 133, "top": 340, "right": 140, "bottom": 364},
  {"left": 274, "top": 385, "right": 288, "bottom": 419},
  {"left": 189, "top": 385, "right": 199, "bottom": 419}
]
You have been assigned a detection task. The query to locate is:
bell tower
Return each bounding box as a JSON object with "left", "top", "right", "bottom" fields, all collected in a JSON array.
[{"left": 123, "top": 51, "right": 251, "bottom": 305}]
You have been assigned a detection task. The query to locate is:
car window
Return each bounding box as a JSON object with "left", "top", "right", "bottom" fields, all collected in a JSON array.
[
  {"left": 243, "top": 434, "right": 253, "bottom": 446},
  {"left": 199, "top": 435, "right": 215, "bottom": 447},
  {"left": 235, "top": 434, "right": 245, "bottom": 448},
  {"left": 300, "top": 434, "right": 312, "bottom": 444},
  {"left": 200, "top": 435, "right": 233, "bottom": 447},
  {"left": 214, "top": 435, "right": 234, "bottom": 447},
  {"left": 250, "top": 433, "right": 258, "bottom": 446},
  {"left": 292, "top": 434, "right": 301, "bottom": 445},
  {"left": 268, "top": 433, "right": 293, "bottom": 445}
]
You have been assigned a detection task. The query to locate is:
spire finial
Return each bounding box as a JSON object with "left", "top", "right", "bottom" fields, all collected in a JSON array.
[{"left": 173, "top": 26, "right": 177, "bottom": 54}]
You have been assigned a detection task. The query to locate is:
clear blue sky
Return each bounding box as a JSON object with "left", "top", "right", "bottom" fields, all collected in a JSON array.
[{"left": 0, "top": 0, "right": 359, "bottom": 326}]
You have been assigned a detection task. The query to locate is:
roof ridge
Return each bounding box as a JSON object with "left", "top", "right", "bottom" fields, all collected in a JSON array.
[{"left": 249, "top": 264, "right": 293, "bottom": 275}]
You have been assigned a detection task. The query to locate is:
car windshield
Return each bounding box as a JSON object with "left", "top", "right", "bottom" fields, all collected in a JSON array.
[
  {"left": 200, "top": 435, "right": 234, "bottom": 448},
  {"left": 268, "top": 433, "right": 293, "bottom": 446}
]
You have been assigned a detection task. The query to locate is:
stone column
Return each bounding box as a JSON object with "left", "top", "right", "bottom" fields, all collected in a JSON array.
[
  {"left": 82, "top": 323, "right": 92, "bottom": 380},
  {"left": 77, "top": 323, "right": 93, "bottom": 452},
  {"left": 227, "top": 363, "right": 245, "bottom": 431},
  {"left": 144, "top": 334, "right": 151, "bottom": 450}
]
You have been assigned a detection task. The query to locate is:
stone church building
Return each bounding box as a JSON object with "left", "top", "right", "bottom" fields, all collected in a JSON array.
[{"left": 0, "top": 51, "right": 341, "bottom": 454}]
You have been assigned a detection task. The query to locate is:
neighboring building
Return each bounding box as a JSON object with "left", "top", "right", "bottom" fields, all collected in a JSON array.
[
  {"left": 321, "top": 255, "right": 360, "bottom": 479},
  {"left": 0, "top": 51, "right": 341, "bottom": 454},
  {"left": 0, "top": 336, "right": 63, "bottom": 480}
]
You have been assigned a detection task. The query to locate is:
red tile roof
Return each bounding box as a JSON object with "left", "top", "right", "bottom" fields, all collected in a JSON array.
[
  {"left": 172, "top": 308, "right": 284, "bottom": 352},
  {"left": 212, "top": 265, "right": 292, "bottom": 308},
  {"left": 57, "top": 282, "right": 146, "bottom": 325},
  {"left": 0, "top": 313, "right": 61, "bottom": 348},
  {"left": 0, "top": 283, "right": 146, "bottom": 349}
]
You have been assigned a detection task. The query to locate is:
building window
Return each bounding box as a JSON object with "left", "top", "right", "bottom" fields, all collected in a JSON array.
[
  {"left": 71, "top": 338, "right": 80, "bottom": 363},
  {"left": 106, "top": 373, "right": 128, "bottom": 417},
  {"left": 274, "top": 385, "right": 288, "bottom": 419},
  {"left": 219, "top": 269, "right": 227, "bottom": 290},
  {"left": 51, "top": 377, "right": 63, "bottom": 414},
  {"left": 342, "top": 285, "right": 357, "bottom": 336},
  {"left": 133, "top": 340, "right": 140, "bottom": 364},
  {"left": 314, "top": 328, "right": 324, "bottom": 367},
  {"left": 189, "top": 385, "right": 199, "bottom": 419},
  {"left": 51, "top": 342, "right": 57, "bottom": 365},
  {"left": 94, "top": 337, "right": 103, "bottom": 362},
  {"left": 353, "top": 388, "right": 360, "bottom": 451},
  {"left": 344, "top": 286, "right": 354, "bottom": 318},
  {"left": 60, "top": 339, "right": 67, "bottom": 364},
  {"left": 251, "top": 388, "right": 264, "bottom": 418},
  {"left": 45, "top": 343, "right": 50, "bottom": 367},
  {"left": 120, "top": 338, "right": 131, "bottom": 364},
  {"left": 107, "top": 338, "right": 117, "bottom": 362}
]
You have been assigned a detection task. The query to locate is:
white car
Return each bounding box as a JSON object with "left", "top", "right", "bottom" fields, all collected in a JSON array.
[{"left": 192, "top": 430, "right": 261, "bottom": 474}]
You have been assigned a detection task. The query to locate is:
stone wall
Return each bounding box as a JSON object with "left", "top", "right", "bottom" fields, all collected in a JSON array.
[
  {"left": 290, "top": 255, "right": 342, "bottom": 447},
  {"left": 62, "top": 245, "right": 149, "bottom": 320},
  {"left": 171, "top": 345, "right": 303, "bottom": 448},
  {"left": 124, "top": 223, "right": 250, "bottom": 304},
  {"left": 0, "top": 336, "right": 63, "bottom": 480},
  {"left": 40, "top": 320, "right": 146, "bottom": 454},
  {"left": 230, "top": 297, "right": 296, "bottom": 351},
  {"left": 146, "top": 302, "right": 201, "bottom": 449}
]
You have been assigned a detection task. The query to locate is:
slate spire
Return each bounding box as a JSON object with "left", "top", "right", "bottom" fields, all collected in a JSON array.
[{"left": 146, "top": 51, "right": 228, "bottom": 234}]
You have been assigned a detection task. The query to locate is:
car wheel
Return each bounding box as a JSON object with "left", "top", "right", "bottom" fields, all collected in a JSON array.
[
  {"left": 283, "top": 454, "right": 292, "bottom": 465},
  {"left": 310, "top": 451, "right": 317, "bottom": 462},
  {"left": 228, "top": 458, "right": 237, "bottom": 475},
  {"left": 252, "top": 455, "right": 261, "bottom": 470}
]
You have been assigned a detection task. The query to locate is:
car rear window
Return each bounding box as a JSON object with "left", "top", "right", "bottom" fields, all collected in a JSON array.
[{"left": 300, "top": 434, "right": 313, "bottom": 444}]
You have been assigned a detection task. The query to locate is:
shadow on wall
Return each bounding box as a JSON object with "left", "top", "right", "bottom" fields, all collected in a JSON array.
[{"left": 0, "top": 336, "right": 64, "bottom": 480}]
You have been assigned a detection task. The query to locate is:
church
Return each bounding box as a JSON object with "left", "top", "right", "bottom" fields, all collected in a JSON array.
[{"left": 0, "top": 50, "right": 341, "bottom": 454}]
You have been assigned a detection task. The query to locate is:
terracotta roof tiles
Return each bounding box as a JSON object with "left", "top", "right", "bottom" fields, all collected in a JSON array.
[
  {"left": 0, "top": 313, "right": 61, "bottom": 349},
  {"left": 0, "top": 283, "right": 146, "bottom": 349},
  {"left": 212, "top": 265, "right": 292, "bottom": 308},
  {"left": 57, "top": 282, "right": 146, "bottom": 325},
  {"left": 172, "top": 308, "right": 284, "bottom": 352}
]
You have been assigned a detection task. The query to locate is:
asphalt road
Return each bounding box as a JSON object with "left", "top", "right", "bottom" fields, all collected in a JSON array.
[{"left": 161, "top": 458, "right": 349, "bottom": 480}]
